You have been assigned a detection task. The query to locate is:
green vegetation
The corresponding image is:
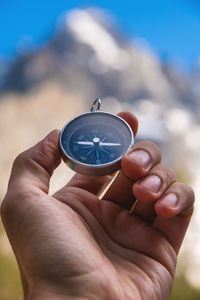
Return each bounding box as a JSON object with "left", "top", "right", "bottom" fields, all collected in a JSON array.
[
  {"left": 170, "top": 275, "right": 200, "bottom": 300},
  {"left": 0, "top": 220, "right": 22, "bottom": 300}
]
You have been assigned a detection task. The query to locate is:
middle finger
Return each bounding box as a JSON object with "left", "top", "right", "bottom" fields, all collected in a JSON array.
[{"left": 104, "top": 141, "right": 161, "bottom": 208}]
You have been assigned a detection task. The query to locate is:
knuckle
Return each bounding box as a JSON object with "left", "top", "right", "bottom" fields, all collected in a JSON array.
[
  {"left": 12, "top": 151, "right": 28, "bottom": 169},
  {"left": 0, "top": 194, "right": 12, "bottom": 221},
  {"left": 135, "top": 140, "right": 160, "bottom": 151},
  {"left": 152, "top": 163, "right": 177, "bottom": 181},
  {"left": 0, "top": 199, "right": 5, "bottom": 218},
  {"left": 0, "top": 190, "right": 19, "bottom": 219},
  {"left": 175, "top": 182, "right": 195, "bottom": 203},
  {"left": 1, "top": 187, "right": 39, "bottom": 224},
  {"left": 134, "top": 140, "right": 161, "bottom": 162},
  {"left": 165, "top": 166, "right": 177, "bottom": 180}
]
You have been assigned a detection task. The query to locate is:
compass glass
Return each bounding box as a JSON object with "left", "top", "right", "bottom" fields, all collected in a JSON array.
[{"left": 60, "top": 112, "right": 133, "bottom": 166}]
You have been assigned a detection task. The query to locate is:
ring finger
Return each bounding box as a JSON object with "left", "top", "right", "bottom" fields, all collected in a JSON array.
[{"left": 132, "top": 163, "right": 177, "bottom": 222}]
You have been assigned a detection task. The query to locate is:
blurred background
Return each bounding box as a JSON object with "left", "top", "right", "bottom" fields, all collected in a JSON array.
[{"left": 0, "top": 0, "right": 200, "bottom": 299}]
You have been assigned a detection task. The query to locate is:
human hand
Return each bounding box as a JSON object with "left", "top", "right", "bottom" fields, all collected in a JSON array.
[{"left": 1, "top": 112, "right": 194, "bottom": 300}]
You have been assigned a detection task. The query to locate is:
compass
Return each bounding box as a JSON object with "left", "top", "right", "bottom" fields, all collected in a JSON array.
[{"left": 60, "top": 98, "right": 134, "bottom": 176}]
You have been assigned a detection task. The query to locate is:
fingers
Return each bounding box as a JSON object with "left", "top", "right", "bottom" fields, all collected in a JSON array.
[
  {"left": 155, "top": 182, "right": 194, "bottom": 218},
  {"left": 127, "top": 157, "right": 194, "bottom": 254},
  {"left": 64, "top": 173, "right": 114, "bottom": 196},
  {"left": 133, "top": 163, "right": 177, "bottom": 203},
  {"left": 153, "top": 182, "right": 195, "bottom": 253},
  {"left": 7, "top": 130, "right": 61, "bottom": 194},
  {"left": 122, "top": 141, "right": 161, "bottom": 180},
  {"left": 65, "top": 112, "right": 138, "bottom": 195},
  {"left": 130, "top": 163, "right": 177, "bottom": 222},
  {"left": 104, "top": 141, "right": 161, "bottom": 208},
  {"left": 117, "top": 111, "right": 138, "bottom": 137}
]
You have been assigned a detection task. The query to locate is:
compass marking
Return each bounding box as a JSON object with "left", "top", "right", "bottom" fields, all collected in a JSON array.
[{"left": 100, "top": 142, "right": 121, "bottom": 146}]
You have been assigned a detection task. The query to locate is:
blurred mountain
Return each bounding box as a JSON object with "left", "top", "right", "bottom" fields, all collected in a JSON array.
[
  {"left": 0, "top": 59, "right": 10, "bottom": 89},
  {"left": 1, "top": 8, "right": 199, "bottom": 118}
]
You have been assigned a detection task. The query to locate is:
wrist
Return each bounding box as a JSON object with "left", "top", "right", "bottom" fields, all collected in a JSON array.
[
  {"left": 27, "top": 290, "right": 89, "bottom": 300},
  {"left": 26, "top": 284, "right": 91, "bottom": 300}
]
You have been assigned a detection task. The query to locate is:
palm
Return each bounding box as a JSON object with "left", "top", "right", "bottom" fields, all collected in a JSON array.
[{"left": 42, "top": 184, "right": 174, "bottom": 300}]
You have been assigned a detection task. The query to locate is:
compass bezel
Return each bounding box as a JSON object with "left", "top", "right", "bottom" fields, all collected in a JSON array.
[{"left": 60, "top": 111, "right": 134, "bottom": 176}]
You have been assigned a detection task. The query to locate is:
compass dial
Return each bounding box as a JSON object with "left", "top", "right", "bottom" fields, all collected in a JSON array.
[{"left": 60, "top": 112, "right": 134, "bottom": 176}]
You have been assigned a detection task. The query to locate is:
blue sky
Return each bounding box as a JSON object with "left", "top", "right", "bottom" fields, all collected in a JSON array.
[{"left": 0, "top": 0, "right": 200, "bottom": 71}]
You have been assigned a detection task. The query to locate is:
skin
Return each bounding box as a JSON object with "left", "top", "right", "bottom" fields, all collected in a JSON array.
[{"left": 0, "top": 112, "right": 194, "bottom": 300}]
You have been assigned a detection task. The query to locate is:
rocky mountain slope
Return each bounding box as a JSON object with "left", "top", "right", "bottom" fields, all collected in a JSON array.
[{"left": 1, "top": 8, "right": 199, "bottom": 111}]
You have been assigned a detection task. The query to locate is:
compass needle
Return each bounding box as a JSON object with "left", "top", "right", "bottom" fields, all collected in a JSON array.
[
  {"left": 100, "top": 142, "right": 121, "bottom": 147},
  {"left": 77, "top": 141, "right": 93, "bottom": 145}
]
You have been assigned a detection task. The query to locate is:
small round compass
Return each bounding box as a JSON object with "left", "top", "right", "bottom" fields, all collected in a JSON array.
[{"left": 60, "top": 98, "right": 134, "bottom": 176}]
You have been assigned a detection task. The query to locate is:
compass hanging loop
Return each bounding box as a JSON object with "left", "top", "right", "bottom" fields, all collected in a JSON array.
[{"left": 90, "top": 97, "right": 101, "bottom": 112}]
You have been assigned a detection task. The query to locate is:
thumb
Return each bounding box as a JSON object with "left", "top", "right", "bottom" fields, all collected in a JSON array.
[{"left": 7, "top": 130, "right": 61, "bottom": 194}]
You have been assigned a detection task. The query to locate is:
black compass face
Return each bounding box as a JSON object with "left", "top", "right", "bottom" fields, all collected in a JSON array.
[{"left": 60, "top": 112, "right": 133, "bottom": 167}]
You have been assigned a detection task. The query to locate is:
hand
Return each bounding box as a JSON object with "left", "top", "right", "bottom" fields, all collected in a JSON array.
[{"left": 1, "top": 112, "right": 194, "bottom": 300}]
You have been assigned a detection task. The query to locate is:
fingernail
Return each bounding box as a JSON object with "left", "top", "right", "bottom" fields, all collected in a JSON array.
[
  {"left": 140, "top": 175, "right": 161, "bottom": 192},
  {"left": 159, "top": 193, "right": 178, "bottom": 208},
  {"left": 127, "top": 150, "right": 151, "bottom": 168}
]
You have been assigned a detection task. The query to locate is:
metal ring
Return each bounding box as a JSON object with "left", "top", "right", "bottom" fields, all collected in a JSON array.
[{"left": 90, "top": 97, "right": 101, "bottom": 112}]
